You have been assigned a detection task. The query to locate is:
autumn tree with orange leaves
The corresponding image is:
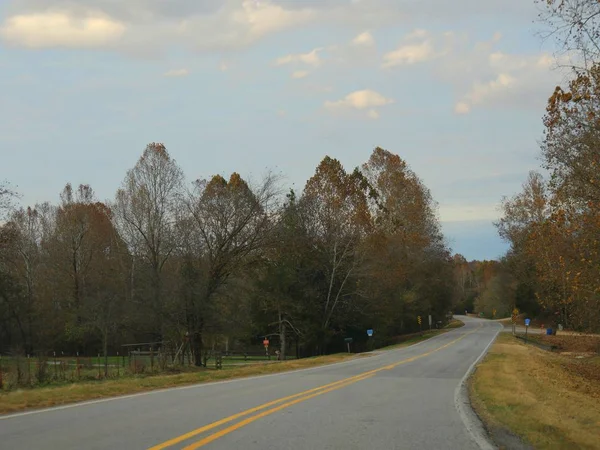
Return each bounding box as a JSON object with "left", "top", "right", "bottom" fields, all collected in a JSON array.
[{"left": 496, "top": 16, "right": 600, "bottom": 330}]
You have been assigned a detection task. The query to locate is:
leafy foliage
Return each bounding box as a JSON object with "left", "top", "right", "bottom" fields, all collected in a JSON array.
[{"left": 0, "top": 146, "right": 456, "bottom": 361}]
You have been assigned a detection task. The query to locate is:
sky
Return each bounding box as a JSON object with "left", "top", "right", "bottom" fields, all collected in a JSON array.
[{"left": 0, "top": 0, "right": 569, "bottom": 261}]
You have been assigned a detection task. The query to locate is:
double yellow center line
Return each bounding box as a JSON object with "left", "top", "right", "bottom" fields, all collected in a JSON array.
[{"left": 149, "top": 325, "right": 481, "bottom": 450}]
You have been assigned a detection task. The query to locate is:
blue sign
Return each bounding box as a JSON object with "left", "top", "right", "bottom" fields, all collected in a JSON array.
[
  {"left": 367, "top": 329, "right": 373, "bottom": 337},
  {"left": 525, "top": 318, "right": 531, "bottom": 327}
]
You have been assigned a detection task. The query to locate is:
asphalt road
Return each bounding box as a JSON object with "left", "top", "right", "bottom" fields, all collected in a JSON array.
[{"left": 0, "top": 317, "right": 501, "bottom": 450}]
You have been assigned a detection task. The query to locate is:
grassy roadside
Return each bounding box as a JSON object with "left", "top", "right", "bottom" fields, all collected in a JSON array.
[
  {"left": 469, "top": 333, "right": 600, "bottom": 450},
  {"left": 380, "top": 318, "right": 465, "bottom": 351},
  {"left": 0, "top": 352, "right": 365, "bottom": 415}
]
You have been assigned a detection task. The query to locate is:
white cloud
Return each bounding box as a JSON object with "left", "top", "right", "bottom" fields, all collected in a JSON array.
[
  {"left": 0, "top": 0, "right": 536, "bottom": 53},
  {"left": 0, "top": 10, "right": 125, "bottom": 48},
  {"left": 454, "top": 102, "right": 470, "bottom": 115},
  {"left": 164, "top": 68, "right": 190, "bottom": 77},
  {"left": 450, "top": 48, "right": 563, "bottom": 114},
  {"left": 274, "top": 48, "right": 323, "bottom": 67},
  {"left": 399, "top": 30, "right": 569, "bottom": 114},
  {"left": 367, "top": 109, "right": 380, "bottom": 119},
  {"left": 351, "top": 31, "right": 374, "bottom": 46},
  {"left": 381, "top": 29, "right": 437, "bottom": 68},
  {"left": 325, "top": 89, "right": 393, "bottom": 118},
  {"left": 0, "top": 1, "right": 316, "bottom": 52},
  {"left": 291, "top": 70, "right": 309, "bottom": 79}
]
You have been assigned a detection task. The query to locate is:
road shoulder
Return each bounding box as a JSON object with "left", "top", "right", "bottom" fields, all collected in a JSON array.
[{"left": 469, "top": 333, "right": 600, "bottom": 450}]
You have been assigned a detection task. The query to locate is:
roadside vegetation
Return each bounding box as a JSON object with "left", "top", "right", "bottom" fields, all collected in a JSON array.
[
  {"left": 470, "top": 334, "right": 600, "bottom": 450},
  {"left": 0, "top": 321, "right": 465, "bottom": 414},
  {"left": 0, "top": 146, "right": 460, "bottom": 392},
  {"left": 0, "top": 352, "right": 363, "bottom": 415}
]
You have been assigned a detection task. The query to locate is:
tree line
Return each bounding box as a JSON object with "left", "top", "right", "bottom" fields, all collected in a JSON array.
[
  {"left": 0, "top": 146, "right": 456, "bottom": 364},
  {"left": 485, "top": 0, "right": 600, "bottom": 332}
]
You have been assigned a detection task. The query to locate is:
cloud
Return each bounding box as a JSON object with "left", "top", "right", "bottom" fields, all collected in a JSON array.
[
  {"left": 454, "top": 102, "right": 470, "bottom": 115},
  {"left": 324, "top": 89, "right": 393, "bottom": 118},
  {"left": 0, "top": 0, "right": 536, "bottom": 53},
  {"left": 164, "top": 68, "right": 190, "bottom": 77},
  {"left": 376, "top": 30, "right": 568, "bottom": 114},
  {"left": 381, "top": 29, "right": 437, "bottom": 68},
  {"left": 351, "top": 31, "right": 374, "bottom": 46},
  {"left": 274, "top": 48, "right": 324, "bottom": 67},
  {"left": 0, "top": 10, "right": 125, "bottom": 48},
  {"left": 449, "top": 47, "right": 565, "bottom": 114},
  {"left": 366, "top": 109, "right": 380, "bottom": 119},
  {"left": 291, "top": 70, "right": 309, "bottom": 79},
  {"left": 454, "top": 73, "right": 515, "bottom": 113},
  {"left": 0, "top": 0, "right": 316, "bottom": 52}
]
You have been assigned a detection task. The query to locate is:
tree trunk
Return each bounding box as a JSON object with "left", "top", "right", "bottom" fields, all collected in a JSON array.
[
  {"left": 191, "top": 330, "right": 203, "bottom": 367},
  {"left": 279, "top": 308, "right": 286, "bottom": 360},
  {"left": 103, "top": 328, "right": 109, "bottom": 377}
]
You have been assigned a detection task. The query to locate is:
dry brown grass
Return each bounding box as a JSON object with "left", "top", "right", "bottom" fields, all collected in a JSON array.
[
  {"left": 470, "top": 333, "right": 600, "bottom": 450},
  {"left": 0, "top": 353, "right": 360, "bottom": 415}
]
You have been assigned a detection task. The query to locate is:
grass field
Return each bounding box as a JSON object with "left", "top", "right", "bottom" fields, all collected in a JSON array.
[{"left": 470, "top": 333, "right": 600, "bottom": 450}]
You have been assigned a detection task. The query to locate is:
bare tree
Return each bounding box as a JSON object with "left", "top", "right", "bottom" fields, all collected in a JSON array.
[
  {"left": 113, "top": 143, "right": 184, "bottom": 339},
  {"left": 182, "top": 172, "right": 280, "bottom": 365},
  {"left": 0, "top": 180, "right": 19, "bottom": 219},
  {"left": 536, "top": 0, "right": 600, "bottom": 70}
]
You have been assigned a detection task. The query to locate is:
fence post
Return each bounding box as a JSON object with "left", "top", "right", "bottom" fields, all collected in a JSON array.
[
  {"left": 150, "top": 347, "right": 154, "bottom": 372},
  {"left": 53, "top": 351, "right": 57, "bottom": 380},
  {"left": 76, "top": 352, "right": 80, "bottom": 380},
  {"left": 98, "top": 354, "right": 101, "bottom": 378},
  {"left": 117, "top": 352, "right": 120, "bottom": 377},
  {"left": 0, "top": 355, "right": 3, "bottom": 390},
  {"left": 27, "top": 354, "right": 31, "bottom": 385}
]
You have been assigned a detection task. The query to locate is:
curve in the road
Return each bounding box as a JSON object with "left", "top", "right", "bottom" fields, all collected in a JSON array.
[{"left": 0, "top": 317, "right": 501, "bottom": 450}]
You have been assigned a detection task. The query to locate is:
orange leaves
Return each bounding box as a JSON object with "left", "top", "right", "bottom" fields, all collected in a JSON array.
[{"left": 302, "top": 155, "right": 372, "bottom": 238}]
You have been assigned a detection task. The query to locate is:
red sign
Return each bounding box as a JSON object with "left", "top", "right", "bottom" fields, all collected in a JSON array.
[{"left": 263, "top": 339, "right": 269, "bottom": 346}]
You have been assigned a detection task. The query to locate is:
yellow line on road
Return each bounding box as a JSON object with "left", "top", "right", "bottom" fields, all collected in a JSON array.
[
  {"left": 149, "top": 324, "right": 482, "bottom": 449},
  {"left": 182, "top": 373, "right": 377, "bottom": 450},
  {"left": 147, "top": 372, "right": 380, "bottom": 450}
]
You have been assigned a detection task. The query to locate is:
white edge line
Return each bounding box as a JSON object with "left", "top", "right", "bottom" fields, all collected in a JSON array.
[
  {"left": 454, "top": 322, "right": 503, "bottom": 450},
  {"left": 0, "top": 324, "right": 462, "bottom": 420}
]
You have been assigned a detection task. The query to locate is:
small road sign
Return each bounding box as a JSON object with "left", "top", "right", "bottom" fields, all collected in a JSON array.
[
  {"left": 263, "top": 339, "right": 269, "bottom": 347},
  {"left": 417, "top": 316, "right": 421, "bottom": 325},
  {"left": 525, "top": 318, "right": 531, "bottom": 327},
  {"left": 366, "top": 329, "right": 373, "bottom": 337}
]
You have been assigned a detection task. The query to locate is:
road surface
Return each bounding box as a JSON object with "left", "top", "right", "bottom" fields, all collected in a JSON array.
[{"left": 0, "top": 317, "right": 501, "bottom": 450}]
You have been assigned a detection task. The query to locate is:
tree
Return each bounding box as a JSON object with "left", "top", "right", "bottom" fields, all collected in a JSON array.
[
  {"left": 543, "top": 66, "right": 600, "bottom": 205},
  {"left": 50, "top": 184, "right": 129, "bottom": 355},
  {"left": 113, "top": 143, "right": 184, "bottom": 340},
  {"left": 182, "top": 172, "right": 279, "bottom": 365},
  {"left": 300, "top": 157, "right": 372, "bottom": 351},
  {"left": 0, "top": 206, "right": 48, "bottom": 353},
  {"left": 0, "top": 180, "right": 19, "bottom": 219},
  {"left": 536, "top": 0, "right": 600, "bottom": 69},
  {"left": 360, "top": 147, "right": 451, "bottom": 334}
]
